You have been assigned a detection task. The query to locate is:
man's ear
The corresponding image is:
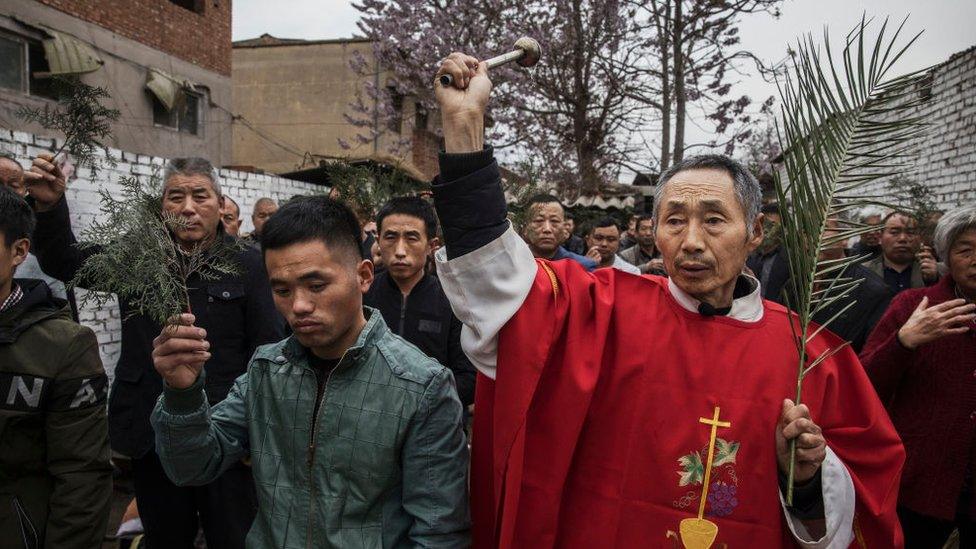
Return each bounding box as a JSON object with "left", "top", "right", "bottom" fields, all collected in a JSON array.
[
  {"left": 428, "top": 236, "right": 441, "bottom": 255},
  {"left": 11, "top": 238, "right": 29, "bottom": 269},
  {"left": 357, "top": 258, "right": 375, "bottom": 294},
  {"left": 218, "top": 195, "right": 226, "bottom": 210},
  {"left": 748, "top": 213, "right": 765, "bottom": 251}
]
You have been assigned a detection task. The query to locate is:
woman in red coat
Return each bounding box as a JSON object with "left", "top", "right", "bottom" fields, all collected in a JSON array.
[{"left": 861, "top": 205, "right": 976, "bottom": 548}]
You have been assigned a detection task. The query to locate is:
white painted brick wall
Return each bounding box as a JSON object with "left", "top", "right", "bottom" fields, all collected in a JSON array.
[
  {"left": 777, "top": 47, "right": 976, "bottom": 210},
  {"left": 852, "top": 49, "right": 975, "bottom": 209},
  {"left": 0, "top": 129, "right": 326, "bottom": 381}
]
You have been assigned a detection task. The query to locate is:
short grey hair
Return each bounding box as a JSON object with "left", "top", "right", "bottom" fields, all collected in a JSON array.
[
  {"left": 933, "top": 204, "right": 976, "bottom": 261},
  {"left": 858, "top": 206, "right": 885, "bottom": 223},
  {"left": 652, "top": 154, "right": 762, "bottom": 229},
  {"left": 163, "top": 157, "right": 221, "bottom": 196},
  {"left": 253, "top": 197, "right": 277, "bottom": 211}
]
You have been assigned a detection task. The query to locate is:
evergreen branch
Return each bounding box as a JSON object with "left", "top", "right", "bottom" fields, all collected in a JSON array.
[
  {"left": 16, "top": 76, "right": 120, "bottom": 177},
  {"left": 70, "top": 173, "right": 242, "bottom": 326}
]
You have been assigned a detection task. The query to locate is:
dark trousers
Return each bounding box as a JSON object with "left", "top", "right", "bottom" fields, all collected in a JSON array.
[
  {"left": 132, "top": 451, "right": 257, "bottom": 549},
  {"left": 899, "top": 506, "right": 976, "bottom": 548}
]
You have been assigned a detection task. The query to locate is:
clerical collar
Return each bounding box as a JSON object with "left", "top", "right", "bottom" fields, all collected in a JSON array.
[{"left": 667, "top": 274, "right": 764, "bottom": 323}]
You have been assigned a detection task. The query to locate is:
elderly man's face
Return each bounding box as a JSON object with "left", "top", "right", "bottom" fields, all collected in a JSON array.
[
  {"left": 655, "top": 168, "right": 763, "bottom": 307},
  {"left": 252, "top": 201, "right": 279, "bottom": 236},
  {"left": 524, "top": 202, "right": 564, "bottom": 258},
  {"left": 162, "top": 174, "right": 223, "bottom": 249},
  {"left": 0, "top": 158, "right": 26, "bottom": 197},
  {"left": 880, "top": 214, "right": 919, "bottom": 265},
  {"left": 948, "top": 227, "right": 976, "bottom": 299},
  {"left": 635, "top": 218, "right": 655, "bottom": 250},
  {"left": 221, "top": 200, "right": 242, "bottom": 237},
  {"left": 861, "top": 214, "right": 883, "bottom": 247}
]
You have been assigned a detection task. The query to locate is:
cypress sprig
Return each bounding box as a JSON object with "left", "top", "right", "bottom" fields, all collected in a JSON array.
[
  {"left": 17, "top": 76, "right": 120, "bottom": 176},
  {"left": 72, "top": 173, "right": 242, "bottom": 326}
]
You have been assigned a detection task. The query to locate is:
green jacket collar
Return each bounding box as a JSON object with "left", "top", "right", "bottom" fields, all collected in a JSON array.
[{"left": 263, "top": 306, "right": 389, "bottom": 369}]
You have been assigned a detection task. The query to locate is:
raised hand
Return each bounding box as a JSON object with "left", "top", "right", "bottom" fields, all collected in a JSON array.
[
  {"left": 586, "top": 246, "right": 602, "bottom": 263},
  {"left": 897, "top": 296, "right": 976, "bottom": 349},
  {"left": 434, "top": 52, "right": 491, "bottom": 154},
  {"left": 918, "top": 246, "right": 939, "bottom": 283},
  {"left": 23, "top": 152, "right": 67, "bottom": 211},
  {"left": 152, "top": 313, "right": 211, "bottom": 390},
  {"left": 776, "top": 399, "right": 826, "bottom": 483}
]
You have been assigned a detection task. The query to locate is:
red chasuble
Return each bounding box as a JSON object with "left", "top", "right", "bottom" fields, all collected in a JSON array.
[{"left": 470, "top": 259, "right": 904, "bottom": 548}]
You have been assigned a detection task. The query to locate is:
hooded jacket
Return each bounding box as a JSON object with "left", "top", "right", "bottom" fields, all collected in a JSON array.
[{"left": 0, "top": 279, "right": 111, "bottom": 549}]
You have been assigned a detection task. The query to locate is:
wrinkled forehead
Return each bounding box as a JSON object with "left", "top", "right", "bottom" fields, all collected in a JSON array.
[
  {"left": 659, "top": 168, "right": 738, "bottom": 209},
  {"left": 163, "top": 173, "right": 217, "bottom": 194},
  {"left": 530, "top": 202, "right": 564, "bottom": 218},
  {"left": 255, "top": 201, "right": 278, "bottom": 214},
  {"left": 885, "top": 213, "right": 916, "bottom": 228}
]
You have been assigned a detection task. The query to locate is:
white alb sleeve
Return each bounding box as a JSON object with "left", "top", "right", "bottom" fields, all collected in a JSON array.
[
  {"left": 434, "top": 225, "right": 537, "bottom": 380},
  {"left": 779, "top": 446, "right": 856, "bottom": 548}
]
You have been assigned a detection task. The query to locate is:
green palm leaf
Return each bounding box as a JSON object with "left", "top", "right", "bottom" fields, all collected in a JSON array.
[{"left": 773, "top": 15, "right": 928, "bottom": 503}]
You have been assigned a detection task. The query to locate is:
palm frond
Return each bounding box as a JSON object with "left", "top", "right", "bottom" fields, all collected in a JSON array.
[{"left": 774, "top": 15, "right": 927, "bottom": 503}]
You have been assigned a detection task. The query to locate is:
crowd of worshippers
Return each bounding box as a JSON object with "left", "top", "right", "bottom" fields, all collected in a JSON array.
[{"left": 0, "top": 81, "right": 975, "bottom": 547}]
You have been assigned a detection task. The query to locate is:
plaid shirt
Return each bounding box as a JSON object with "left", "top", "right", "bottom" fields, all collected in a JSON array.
[{"left": 0, "top": 284, "right": 23, "bottom": 313}]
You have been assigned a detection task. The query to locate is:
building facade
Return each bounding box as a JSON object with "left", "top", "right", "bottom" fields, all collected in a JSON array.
[
  {"left": 232, "top": 34, "right": 440, "bottom": 179},
  {"left": 0, "top": 0, "right": 234, "bottom": 165}
]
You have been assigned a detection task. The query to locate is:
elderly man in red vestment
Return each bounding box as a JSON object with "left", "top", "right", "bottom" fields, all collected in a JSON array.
[{"left": 430, "top": 54, "right": 904, "bottom": 548}]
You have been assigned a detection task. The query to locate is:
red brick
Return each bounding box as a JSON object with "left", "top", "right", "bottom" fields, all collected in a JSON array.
[{"left": 35, "top": 0, "right": 231, "bottom": 75}]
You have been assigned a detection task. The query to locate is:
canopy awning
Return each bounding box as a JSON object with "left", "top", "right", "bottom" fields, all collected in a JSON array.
[
  {"left": 145, "top": 68, "right": 194, "bottom": 112},
  {"left": 38, "top": 28, "right": 103, "bottom": 76}
]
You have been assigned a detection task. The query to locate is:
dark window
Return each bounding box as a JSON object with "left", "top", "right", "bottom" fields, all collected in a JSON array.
[
  {"left": 415, "top": 103, "right": 428, "bottom": 131},
  {"left": 388, "top": 87, "right": 403, "bottom": 133},
  {"left": 0, "top": 34, "right": 26, "bottom": 92},
  {"left": 169, "top": 0, "right": 204, "bottom": 13},
  {"left": 0, "top": 32, "right": 61, "bottom": 100},
  {"left": 27, "top": 41, "right": 58, "bottom": 100},
  {"left": 152, "top": 91, "right": 201, "bottom": 135}
]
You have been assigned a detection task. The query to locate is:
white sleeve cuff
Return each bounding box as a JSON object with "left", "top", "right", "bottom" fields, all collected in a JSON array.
[
  {"left": 435, "top": 225, "right": 537, "bottom": 380},
  {"left": 779, "top": 446, "right": 856, "bottom": 548}
]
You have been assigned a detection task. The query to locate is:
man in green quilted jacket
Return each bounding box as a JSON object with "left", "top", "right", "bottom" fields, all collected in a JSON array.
[
  {"left": 0, "top": 186, "right": 111, "bottom": 549},
  {"left": 150, "top": 196, "right": 470, "bottom": 548}
]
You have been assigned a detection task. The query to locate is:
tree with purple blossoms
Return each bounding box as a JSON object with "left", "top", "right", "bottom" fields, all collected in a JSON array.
[
  {"left": 630, "top": 0, "right": 782, "bottom": 170},
  {"left": 352, "top": 0, "right": 655, "bottom": 194},
  {"left": 351, "top": 0, "right": 781, "bottom": 193}
]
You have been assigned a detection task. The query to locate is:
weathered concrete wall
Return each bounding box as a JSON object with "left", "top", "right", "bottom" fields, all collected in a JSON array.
[
  {"left": 1, "top": 128, "right": 326, "bottom": 380},
  {"left": 231, "top": 38, "right": 439, "bottom": 177},
  {"left": 0, "top": 0, "right": 233, "bottom": 165}
]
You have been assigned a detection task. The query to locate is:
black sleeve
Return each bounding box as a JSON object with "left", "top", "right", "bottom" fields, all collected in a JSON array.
[
  {"left": 242, "top": 248, "right": 286, "bottom": 354},
  {"left": 447, "top": 313, "right": 476, "bottom": 406},
  {"left": 432, "top": 147, "right": 509, "bottom": 260},
  {"left": 778, "top": 468, "right": 825, "bottom": 521},
  {"left": 29, "top": 196, "right": 100, "bottom": 284},
  {"left": 857, "top": 286, "right": 893, "bottom": 354}
]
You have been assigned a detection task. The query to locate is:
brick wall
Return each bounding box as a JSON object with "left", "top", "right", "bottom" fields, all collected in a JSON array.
[
  {"left": 857, "top": 46, "right": 976, "bottom": 209},
  {"left": 34, "top": 0, "right": 231, "bottom": 75},
  {"left": 1, "top": 128, "right": 326, "bottom": 381},
  {"left": 778, "top": 46, "right": 976, "bottom": 210},
  {"left": 411, "top": 129, "right": 441, "bottom": 180}
]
